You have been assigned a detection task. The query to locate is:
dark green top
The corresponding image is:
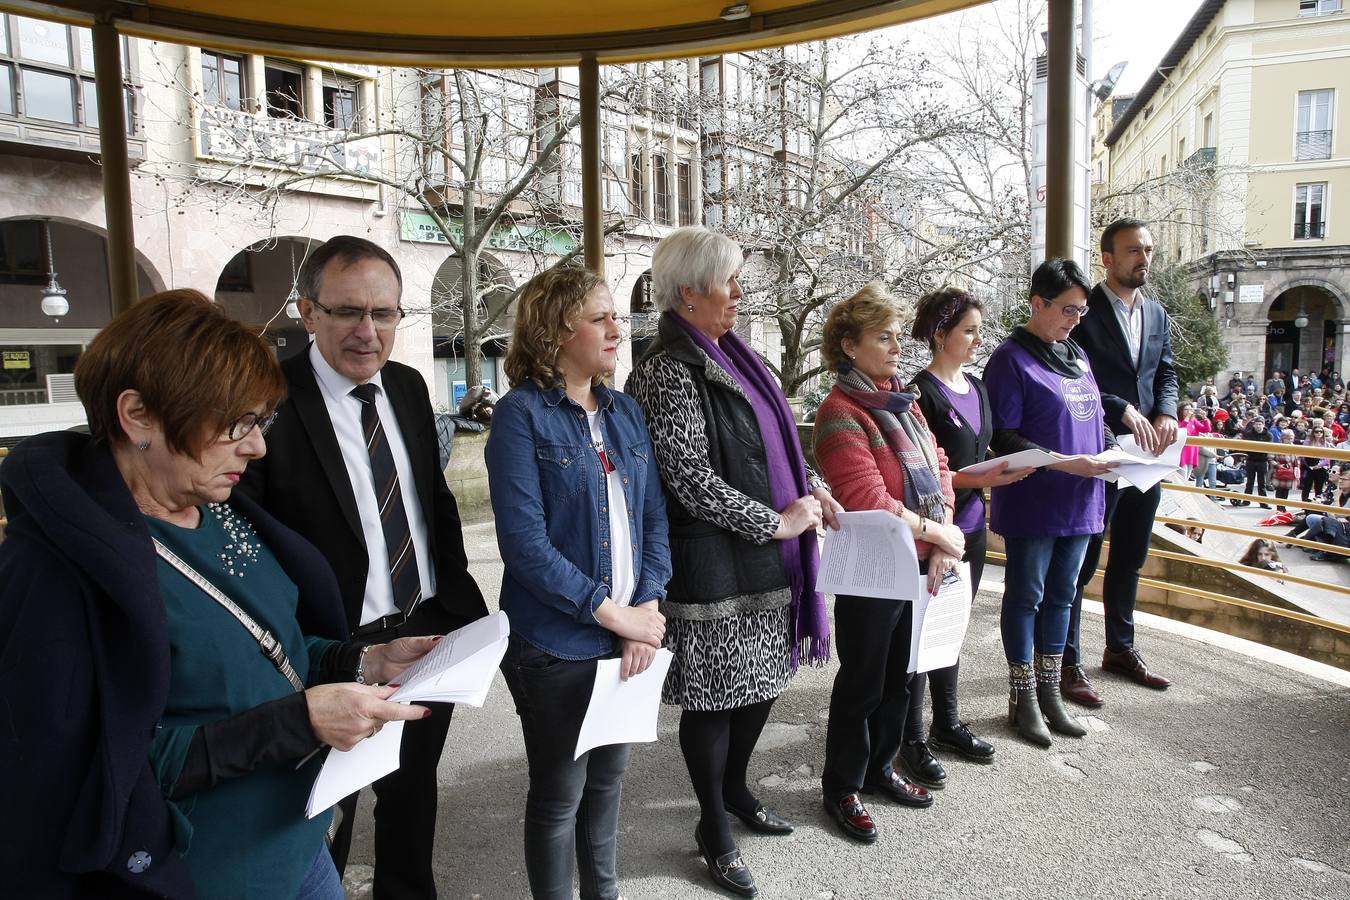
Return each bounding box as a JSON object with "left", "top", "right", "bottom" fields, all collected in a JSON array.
[{"left": 146, "top": 502, "right": 335, "bottom": 900}]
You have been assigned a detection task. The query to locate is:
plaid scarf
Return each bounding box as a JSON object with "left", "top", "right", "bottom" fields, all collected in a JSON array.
[{"left": 834, "top": 367, "right": 947, "bottom": 523}]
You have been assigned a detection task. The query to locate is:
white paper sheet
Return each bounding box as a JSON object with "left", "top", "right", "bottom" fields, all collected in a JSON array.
[
  {"left": 908, "top": 563, "right": 973, "bottom": 674},
  {"left": 574, "top": 649, "right": 674, "bottom": 760},
  {"left": 305, "top": 720, "right": 405, "bottom": 818},
  {"left": 389, "top": 610, "right": 510, "bottom": 706},
  {"left": 303, "top": 612, "right": 511, "bottom": 818},
  {"left": 1098, "top": 433, "right": 1188, "bottom": 491},
  {"left": 816, "top": 510, "right": 924, "bottom": 601},
  {"left": 958, "top": 448, "right": 1061, "bottom": 475}
]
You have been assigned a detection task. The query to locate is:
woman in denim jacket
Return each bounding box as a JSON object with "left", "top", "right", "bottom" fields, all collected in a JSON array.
[{"left": 486, "top": 267, "right": 672, "bottom": 900}]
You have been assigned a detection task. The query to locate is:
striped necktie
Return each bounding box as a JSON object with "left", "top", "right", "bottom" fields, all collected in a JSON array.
[{"left": 351, "top": 383, "right": 422, "bottom": 615}]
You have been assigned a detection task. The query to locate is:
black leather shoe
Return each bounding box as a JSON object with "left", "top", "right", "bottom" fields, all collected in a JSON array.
[
  {"left": 694, "top": 826, "right": 757, "bottom": 897},
  {"left": 929, "top": 722, "right": 996, "bottom": 763},
  {"left": 823, "top": 794, "right": 878, "bottom": 843},
  {"left": 725, "top": 801, "right": 793, "bottom": 835},
  {"left": 861, "top": 769, "right": 934, "bottom": 808},
  {"left": 897, "top": 740, "right": 947, "bottom": 789}
]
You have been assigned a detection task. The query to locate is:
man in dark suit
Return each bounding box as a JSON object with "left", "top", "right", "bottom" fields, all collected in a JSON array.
[
  {"left": 238, "top": 236, "right": 487, "bottom": 899},
  {"left": 1060, "top": 218, "right": 1178, "bottom": 707}
]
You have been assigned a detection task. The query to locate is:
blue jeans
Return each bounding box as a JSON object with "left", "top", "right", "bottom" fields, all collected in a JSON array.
[
  {"left": 1002, "top": 534, "right": 1092, "bottom": 665},
  {"left": 501, "top": 635, "right": 630, "bottom": 900},
  {"left": 1305, "top": 514, "right": 1349, "bottom": 546},
  {"left": 294, "top": 845, "right": 344, "bottom": 900},
  {"left": 1194, "top": 460, "right": 1217, "bottom": 490}
]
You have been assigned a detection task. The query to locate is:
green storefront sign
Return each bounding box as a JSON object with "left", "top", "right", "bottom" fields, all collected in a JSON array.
[{"left": 400, "top": 212, "right": 576, "bottom": 256}]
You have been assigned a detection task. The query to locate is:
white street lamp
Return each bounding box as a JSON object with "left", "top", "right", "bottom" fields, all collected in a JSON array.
[{"left": 40, "top": 221, "right": 69, "bottom": 320}]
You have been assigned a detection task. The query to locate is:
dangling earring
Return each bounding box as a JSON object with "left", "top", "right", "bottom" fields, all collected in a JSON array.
[
  {"left": 686, "top": 304, "right": 695, "bottom": 313},
  {"left": 137, "top": 439, "right": 150, "bottom": 451}
]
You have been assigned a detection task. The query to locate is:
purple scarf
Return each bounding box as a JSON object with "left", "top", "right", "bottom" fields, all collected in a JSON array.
[{"left": 673, "top": 313, "right": 830, "bottom": 669}]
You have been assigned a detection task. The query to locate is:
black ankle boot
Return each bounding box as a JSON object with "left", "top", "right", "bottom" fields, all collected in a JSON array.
[
  {"left": 1034, "top": 653, "right": 1087, "bottom": 737},
  {"left": 898, "top": 740, "right": 947, "bottom": 789},
  {"left": 1036, "top": 683, "right": 1088, "bottom": 737},
  {"left": 1008, "top": 688, "right": 1052, "bottom": 748}
]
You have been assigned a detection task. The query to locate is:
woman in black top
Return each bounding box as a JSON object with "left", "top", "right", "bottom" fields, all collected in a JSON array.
[
  {"left": 898, "top": 288, "right": 1031, "bottom": 787},
  {"left": 1242, "top": 417, "right": 1273, "bottom": 508}
]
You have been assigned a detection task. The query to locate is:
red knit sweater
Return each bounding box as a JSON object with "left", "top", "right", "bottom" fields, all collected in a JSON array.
[{"left": 813, "top": 386, "right": 956, "bottom": 560}]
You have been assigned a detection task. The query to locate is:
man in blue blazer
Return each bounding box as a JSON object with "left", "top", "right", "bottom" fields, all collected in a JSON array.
[{"left": 1061, "top": 218, "right": 1178, "bottom": 707}]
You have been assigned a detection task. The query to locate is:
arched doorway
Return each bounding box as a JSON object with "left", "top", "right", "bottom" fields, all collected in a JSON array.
[
  {"left": 630, "top": 270, "right": 655, "bottom": 363},
  {"left": 430, "top": 251, "right": 514, "bottom": 405},
  {"left": 0, "top": 217, "right": 161, "bottom": 442},
  {"left": 1265, "top": 284, "right": 1345, "bottom": 385},
  {"left": 214, "top": 236, "right": 322, "bottom": 361}
]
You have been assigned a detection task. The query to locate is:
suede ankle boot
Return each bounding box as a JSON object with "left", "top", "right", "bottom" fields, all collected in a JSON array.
[
  {"left": 1007, "top": 662, "right": 1052, "bottom": 748},
  {"left": 1035, "top": 653, "right": 1088, "bottom": 737}
]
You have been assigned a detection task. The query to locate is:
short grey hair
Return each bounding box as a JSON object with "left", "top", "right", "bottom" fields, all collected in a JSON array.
[{"left": 651, "top": 226, "right": 744, "bottom": 314}]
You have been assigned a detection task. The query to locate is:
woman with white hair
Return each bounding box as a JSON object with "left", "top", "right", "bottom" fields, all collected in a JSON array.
[{"left": 626, "top": 226, "right": 840, "bottom": 898}]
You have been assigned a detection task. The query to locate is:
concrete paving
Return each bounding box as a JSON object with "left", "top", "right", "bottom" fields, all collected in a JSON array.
[{"left": 342, "top": 519, "right": 1350, "bottom": 900}]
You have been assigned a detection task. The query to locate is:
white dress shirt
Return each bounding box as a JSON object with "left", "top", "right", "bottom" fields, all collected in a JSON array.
[
  {"left": 1101, "top": 281, "right": 1144, "bottom": 367},
  {"left": 309, "top": 343, "right": 436, "bottom": 625}
]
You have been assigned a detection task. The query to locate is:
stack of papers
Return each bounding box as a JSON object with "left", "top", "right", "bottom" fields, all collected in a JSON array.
[
  {"left": 816, "top": 510, "right": 924, "bottom": 600},
  {"left": 305, "top": 611, "right": 510, "bottom": 818},
  {"left": 387, "top": 610, "right": 511, "bottom": 707},
  {"left": 959, "top": 434, "right": 1188, "bottom": 493},
  {"left": 909, "top": 564, "right": 972, "bottom": 674}
]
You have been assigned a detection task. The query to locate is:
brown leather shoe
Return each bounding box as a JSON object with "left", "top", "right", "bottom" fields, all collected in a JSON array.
[
  {"left": 1102, "top": 648, "right": 1171, "bottom": 690},
  {"left": 1060, "top": 664, "right": 1105, "bottom": 707}
]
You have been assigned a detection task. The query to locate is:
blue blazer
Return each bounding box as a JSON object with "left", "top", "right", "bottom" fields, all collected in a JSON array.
[{"left": 1073, "top": 283, "right": 1180, "bottom": 434}]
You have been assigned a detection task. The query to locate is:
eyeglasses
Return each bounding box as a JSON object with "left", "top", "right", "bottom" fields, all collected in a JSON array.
[
  {"left": 310, "top": 297, "right": 406, "bottom": 329},
  {"left": 226, "top": 411, "right": 278, "bottom": 442},
  {"left": 1044, "top": 298, "right": 1090, "bottom": 319}
]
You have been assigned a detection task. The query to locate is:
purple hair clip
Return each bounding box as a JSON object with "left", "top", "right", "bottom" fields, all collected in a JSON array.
[{"left": 932, "top": 298, "right": 965, "bottom": 340}]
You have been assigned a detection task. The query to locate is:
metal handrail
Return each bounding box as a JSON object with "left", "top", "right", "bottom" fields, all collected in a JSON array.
[
  {"left": 1185, "top": 434, "right": 1350, "bottom": 461},
  {"left": 984, "top": 549, "right": 1350, "bottom": 635},
  {"left": 1165, "top": 483, "right": 1348, "bottom": 516},
  {"left": 1145, "top": 546, "right": 1350, "bottom": 595}
]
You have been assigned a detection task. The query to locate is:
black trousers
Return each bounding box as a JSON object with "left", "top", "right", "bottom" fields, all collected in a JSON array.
[
  {"left": 906, "top": 528, "right": 987, "bottom": 738},
  {"left": 330, "top": 601, "right": 462, "bottom": 900},
  {"left": 1065, "top": 481, "right": 1161, "bottom": 667},
  {"left": 822, "top": 594, "right": 913, "bottom": 801}
]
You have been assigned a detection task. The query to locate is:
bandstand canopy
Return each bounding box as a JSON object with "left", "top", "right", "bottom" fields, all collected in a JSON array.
[{"left": 0, "top": 0, "right": 987, "bottom": 65}]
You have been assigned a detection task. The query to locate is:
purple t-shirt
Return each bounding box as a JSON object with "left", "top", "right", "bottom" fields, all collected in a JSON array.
[
  {"left": 985, "top": 338, "right": 1106, "bottom": 538},
  {"left": 934, "top": 378, "right": 987, "bottom": 535}
]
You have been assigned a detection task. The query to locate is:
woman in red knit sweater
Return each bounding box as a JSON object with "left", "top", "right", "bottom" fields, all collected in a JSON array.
[{"left": 812, "top": 284, "right": 961, "bottom": 845}]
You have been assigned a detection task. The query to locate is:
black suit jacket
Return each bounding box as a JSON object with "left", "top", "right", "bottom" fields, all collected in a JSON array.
[
  {"left": 239, "top": 349, "right": 487, "bottom": 628},
  {"left": 1074, "top": 283, "right": 1180, "bottom": 434}
]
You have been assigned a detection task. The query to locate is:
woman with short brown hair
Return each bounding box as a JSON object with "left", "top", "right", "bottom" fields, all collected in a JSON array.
[
  {"left": 813, "top": 283, "right": 956, "bottom": 843},
  {"left": 3, "top": 291, "right": 438, "bottom": 900}
]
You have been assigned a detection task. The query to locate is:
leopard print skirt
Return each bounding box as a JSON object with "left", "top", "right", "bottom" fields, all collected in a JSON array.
[{"left": 661, "top": 606, "right": 792, "bottom": 711}]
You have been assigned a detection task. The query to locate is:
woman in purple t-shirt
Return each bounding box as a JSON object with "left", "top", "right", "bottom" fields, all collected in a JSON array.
[
  {"left": 899, "top": 288, "right": 1033, "bottom": 788},
  {"left": 985, "top": 259, "right": 1117, "bottom": 749}
]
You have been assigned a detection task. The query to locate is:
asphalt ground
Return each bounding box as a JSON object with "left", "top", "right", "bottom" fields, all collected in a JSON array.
[{"left": 341, "top": 519, "right": 1350, "bottom": 900}]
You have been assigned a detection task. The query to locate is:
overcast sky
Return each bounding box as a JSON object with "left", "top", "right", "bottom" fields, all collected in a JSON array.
[{"left": 1090, "top": 0, "right": 1207, "bottom": 94}]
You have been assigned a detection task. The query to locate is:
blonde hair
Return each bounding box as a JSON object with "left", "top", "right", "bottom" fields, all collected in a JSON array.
[
  {"left": 821, "top": 283, "right": 907, "bottom": 373},
  {"left": 504, "top": 267, "right": 606, "bottom": 388}
]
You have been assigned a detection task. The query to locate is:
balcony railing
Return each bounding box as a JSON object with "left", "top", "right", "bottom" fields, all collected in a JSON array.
[
  {"left": 1295, "top": 130, "right": 1332, "bottom": 161},
  {"left": 1182, "top": 146, "right": 1216, "bottom": 169},
  {"left": 1294, "top": 220, "right": 1327, "bottom": 240}
]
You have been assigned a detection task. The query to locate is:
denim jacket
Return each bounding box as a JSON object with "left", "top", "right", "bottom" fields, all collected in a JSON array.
[{"left": 486, "top": 381, "right": 672, "bottom": 659}]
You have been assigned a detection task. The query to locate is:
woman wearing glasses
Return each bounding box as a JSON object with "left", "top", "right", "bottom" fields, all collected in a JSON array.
[
  {"left": 1, "top": 292, "right": 439, "bottom": 900},
  {"left": 985, "top": 259, "right": 1117, "bottom": 748}
]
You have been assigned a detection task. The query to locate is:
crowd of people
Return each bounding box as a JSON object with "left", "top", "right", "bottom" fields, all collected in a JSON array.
[{"left": 2, "top": 220, "right": 1206, "bottom": 899}]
